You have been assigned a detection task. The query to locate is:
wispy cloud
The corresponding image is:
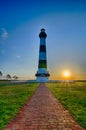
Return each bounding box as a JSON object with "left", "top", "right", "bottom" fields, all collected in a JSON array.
[
  {"left": 16, "top": 55, "right": 21, "bottom": 59},
  {"left": 1, "top": 28, "right": 8, "bottom": 40},
  {"left": 0, "top": 50, "right": 5, "bottom": 55}
]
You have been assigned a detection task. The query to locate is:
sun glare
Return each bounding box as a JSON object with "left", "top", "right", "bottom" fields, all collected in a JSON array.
[{"left": 63, "top": 70, "right": 71, "bottom": 78}]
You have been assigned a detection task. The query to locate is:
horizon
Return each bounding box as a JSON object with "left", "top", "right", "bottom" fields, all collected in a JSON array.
[{"left": 0, "top": 0, "right": 86, "bottom": 80}]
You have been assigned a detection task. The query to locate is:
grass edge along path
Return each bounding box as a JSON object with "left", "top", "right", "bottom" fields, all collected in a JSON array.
[
  {"left": 47, "top": 82, "right": 86, "bottom": 129},
  {"left": 0, "top": 82, "right": 38, "bottom": 130}
]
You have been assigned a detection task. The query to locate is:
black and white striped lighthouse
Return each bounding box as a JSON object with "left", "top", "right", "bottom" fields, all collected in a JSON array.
[{"left": 35, "top": 28, "right": 50, "bottom": 82}]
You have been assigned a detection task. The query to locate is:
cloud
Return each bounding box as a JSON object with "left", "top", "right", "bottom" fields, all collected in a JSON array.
[
  {"left": 16, "top": 55, "right": 21, "bottom": 58},
  {"left": 0, "top": 50, "right": 5, "bottom": 55},
  {"left": 1, "top": 28, "right": 8, "bottom": 40}
]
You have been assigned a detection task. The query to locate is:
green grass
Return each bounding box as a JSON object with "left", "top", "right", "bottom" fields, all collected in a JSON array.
[
  {"left": 0, "top": 82, "right": 38, "bottom": 130},
  {"left": 47, "top": 82, "right": 86, "bottom": 129}
]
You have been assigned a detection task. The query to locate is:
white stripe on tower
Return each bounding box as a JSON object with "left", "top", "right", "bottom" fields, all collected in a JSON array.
[
  {"left": 40, "top": 38, "right": 46, "bottom": 45},
  {"left": 39, "top": 52, "right": 46, "bottom": 60}
]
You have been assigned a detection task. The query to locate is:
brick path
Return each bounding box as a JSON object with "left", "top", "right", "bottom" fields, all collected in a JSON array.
[{"left": 4, "top": 83, "right": 84, "bottom": 130}]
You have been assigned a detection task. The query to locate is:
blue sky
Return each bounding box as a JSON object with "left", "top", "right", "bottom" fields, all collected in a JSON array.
[{"left": 0, "top": 0, "right": 86, "bottom": 80}]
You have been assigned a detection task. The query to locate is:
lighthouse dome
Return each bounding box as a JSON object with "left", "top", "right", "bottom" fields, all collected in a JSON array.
[
  {"left": 41, "top": 28, "right": 45, "bottom": 32},
  {"left": 39, "top": 28, "right": 47, "bottom": 38}
]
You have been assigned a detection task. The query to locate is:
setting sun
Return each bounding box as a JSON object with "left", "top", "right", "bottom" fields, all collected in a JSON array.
[{"left": 63, "top": 70, "right": 71, "bottom": 78}]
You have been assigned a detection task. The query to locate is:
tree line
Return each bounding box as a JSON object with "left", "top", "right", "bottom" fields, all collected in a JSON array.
[{"left": 0, "top": 71, "right": 18, "bottom": 80}]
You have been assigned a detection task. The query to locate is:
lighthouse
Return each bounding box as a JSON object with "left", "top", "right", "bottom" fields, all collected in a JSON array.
[{"left": 35, "top": 28, "right": 50, "bottom": 82}]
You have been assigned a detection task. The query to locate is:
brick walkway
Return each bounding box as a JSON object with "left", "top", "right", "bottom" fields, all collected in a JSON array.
[{"left": 4, "top": 83, "right": 84, "bottom": 130}]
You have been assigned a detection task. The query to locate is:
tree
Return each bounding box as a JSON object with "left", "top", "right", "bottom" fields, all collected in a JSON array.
[
  {"left": 6, "top": 74, "right": 11, "bottom": 80},
  {"left": 0, "top": 71, "right": 2, "bottom": 76},
  {"left": 0, "top": 71, "right": 3, "bottom": 79},
  {"left": 13, "top": 76, "right": 18, "bottom": 80}
]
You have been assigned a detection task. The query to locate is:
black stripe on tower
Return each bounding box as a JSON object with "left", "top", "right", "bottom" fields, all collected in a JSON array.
[
  {"left": 38, "top": 60, "right": 47, "bottom": 68},
  {"left": 40, "top": 45, "right": 46, "bottom": 52},
  {"left": 39, "top": 60, "right": 46, "bottom": 64}
]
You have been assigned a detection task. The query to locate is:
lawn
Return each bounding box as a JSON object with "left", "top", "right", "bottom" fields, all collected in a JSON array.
[
  {"left": 47, "top": 82, "right": 86, "bottom": 129},
  {"left": 0, "top": 82, "right": 38, "bottom": 130}
]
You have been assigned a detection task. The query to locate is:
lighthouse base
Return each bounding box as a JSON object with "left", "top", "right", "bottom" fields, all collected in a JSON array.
[
  {"left": 35, "top": 72, "right": 50, "bottom": 82},
  {"left": 35, "top": 69, "right": 50, "bottom": 82},
  {"left": 36, "top": 76, "right": 49, "bottom": 82}
]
